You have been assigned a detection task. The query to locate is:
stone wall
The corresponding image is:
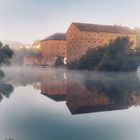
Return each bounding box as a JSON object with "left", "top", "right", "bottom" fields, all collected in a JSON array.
[{"left": 41, "top": 40, "right": 66, "bottom": 65}]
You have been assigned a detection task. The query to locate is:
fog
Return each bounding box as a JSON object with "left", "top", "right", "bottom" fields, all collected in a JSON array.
[
  {"left": 0, "top": 66, "right": 140, "bottom": 140},
  {"left": 2, "top": 66, "right": 139, "bottom": 85}
]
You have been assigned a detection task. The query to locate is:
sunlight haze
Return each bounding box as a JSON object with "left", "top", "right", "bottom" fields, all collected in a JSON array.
[{"left": 0, "top": 0, "right": 139, "bottom": 43}]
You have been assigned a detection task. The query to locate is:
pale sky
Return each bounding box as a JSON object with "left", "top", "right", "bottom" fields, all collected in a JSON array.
[{"left": 0, "top": 0, "right": 139, "bottom": 44}]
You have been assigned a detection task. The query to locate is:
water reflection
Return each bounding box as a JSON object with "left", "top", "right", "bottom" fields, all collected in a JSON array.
[
  {"left": 3, "top": 67, "right": 140, "bottom": 115},
  {"left": 34, "top": 69, "right": 140, "bottom": 114},
  {"left": 1, "top": 68, "right": 140, "bottom": 140},
  {"left": 41, "top": 70, "right": 67, "bottom": 101},
  {"left": 0, "top": 81, "right": 14, "bottom": 102},
  {"left": 67, "top": 72, "right": 140, "bottom": 114}
]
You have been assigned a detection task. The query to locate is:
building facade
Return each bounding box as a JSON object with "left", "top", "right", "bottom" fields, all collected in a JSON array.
[
  {"left": 66, "top": 22, "right": 136, "bottom": 62},
  {"left": 41, "top": 33, "right": 66, "bottom": 65}
]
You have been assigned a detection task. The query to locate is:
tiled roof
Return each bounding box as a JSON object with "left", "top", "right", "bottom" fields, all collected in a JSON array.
[
  {"left": 72, "top": 22, "right": 135, "bottom": 34},
  {"left": 42, "top": 33, "right": 66, "bottom": 41}
]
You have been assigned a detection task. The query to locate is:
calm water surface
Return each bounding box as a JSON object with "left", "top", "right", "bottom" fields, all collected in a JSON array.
[{"left": 0, "top": 67, "right": 140, "bottom": 140}]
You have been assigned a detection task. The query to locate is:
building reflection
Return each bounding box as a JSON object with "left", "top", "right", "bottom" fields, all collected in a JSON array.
[
  {"left": 39, "top": 71, "right": 140, "bottom": 115},
  {"left": 5, "top": 68, "right": 140, "bottom": 114},
  {"left": 2, "top": 68, "right": 140, "bottom": 114},
  {"left": 40, "top": 70, "right": 67, "bottom": 102},
  {"left": 66, "top": 81, "right": 129, "bottom": 114}
]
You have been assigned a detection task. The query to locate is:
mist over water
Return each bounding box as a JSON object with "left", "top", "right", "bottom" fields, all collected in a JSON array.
[
  {"left": 2, "top": 66, "right": 138, "bottom": 85},
  {"left": 0, "top": 66, "right": 140, "bottom": 140}
]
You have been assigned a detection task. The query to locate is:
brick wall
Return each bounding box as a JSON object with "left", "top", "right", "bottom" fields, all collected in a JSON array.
[{"left": 66, "top": 24, "right": 136, "bottom": 63}]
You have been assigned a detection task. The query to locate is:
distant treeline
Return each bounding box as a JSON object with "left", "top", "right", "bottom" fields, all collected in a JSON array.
[{"left": 11, "top": 47, "right": 41, "bottom": 65}]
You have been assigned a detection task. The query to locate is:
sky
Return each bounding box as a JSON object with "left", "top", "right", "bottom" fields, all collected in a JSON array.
[{"left": 0, "top": 0, "right": 140, "bottom": 44}]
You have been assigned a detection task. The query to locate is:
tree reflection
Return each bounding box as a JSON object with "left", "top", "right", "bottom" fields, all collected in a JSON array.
[
  {"left": 0, "top": 68, "right": 14, "bottom": 102},
  {"left": 84, "top": 72, "right": 140, "bottom": 107},
  {"left": 35, "top": 69, "right": 140, "bottom": 114},
  {"left": 0, "top": 81, "right": 14, "bottom": 102},
  {"left": 3, "top": 67, "right": 140, "bottom": 114}
]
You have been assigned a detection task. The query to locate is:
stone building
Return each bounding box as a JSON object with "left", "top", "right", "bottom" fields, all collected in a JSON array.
[
  {"left": 41, "top": 33, "right": 66, "bottom": 65},
  {"left": 66, "top": 22, "right": 136, "bottom": 62}
]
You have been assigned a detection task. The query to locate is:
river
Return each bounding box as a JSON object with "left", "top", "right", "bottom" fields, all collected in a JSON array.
[{"left": 0, "top": 67, "right": 140, "bottom": 140}]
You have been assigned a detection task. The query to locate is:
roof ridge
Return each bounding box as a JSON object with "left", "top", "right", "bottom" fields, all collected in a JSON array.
[
  {"left": 72, "top": 22, "right": 135, "bottom": 34},
  {"left": 72, "top": 22, "right": 129, "bottom": 28},
  {"left": 42, "top": 33, "right": 66, "bottom": 41}
]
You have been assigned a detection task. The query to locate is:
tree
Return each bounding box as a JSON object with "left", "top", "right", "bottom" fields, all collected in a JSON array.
[
  {"left": 0, "top": 42, "right": 14, "bottom": 79},
  {"left": 98, "top": 37, "right": 133, "bottom": 71},
  {"left": 0, "top": 42, "right": 14, "bottom": 66},
  {"left": 68, "top": 46, "right": 106, "bottom": 70},
  {"left": 54, "top": 56, "right": 64, "bottom": 67},
  {"left": 68, "top": 37, "right": 140, "bottom": 71},
  {"left": 98, "top": 37, "right": 140, "bottom": 71}
]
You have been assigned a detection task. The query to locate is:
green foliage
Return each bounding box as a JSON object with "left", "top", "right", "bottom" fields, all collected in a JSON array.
[
  {"left": 54, "top": 56, "right": 64, "bottom": 67},
  {"left": 67, "top": 60, "right": 79, "bottom": 69},
  {"left": 68, "top": 46, "right": 106, "bottom": 70},
  {"left": 0, "top": 43, "right": 14, "bottom": 102},
  {"left": 0, "top": 70, "right": 5, "bottom": 79},
  {"left": 68, "top": 37, "right": 140, "bottom": 71},
  {"left": 0, "top": 42, "right": 14, "bottom": 66}
]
